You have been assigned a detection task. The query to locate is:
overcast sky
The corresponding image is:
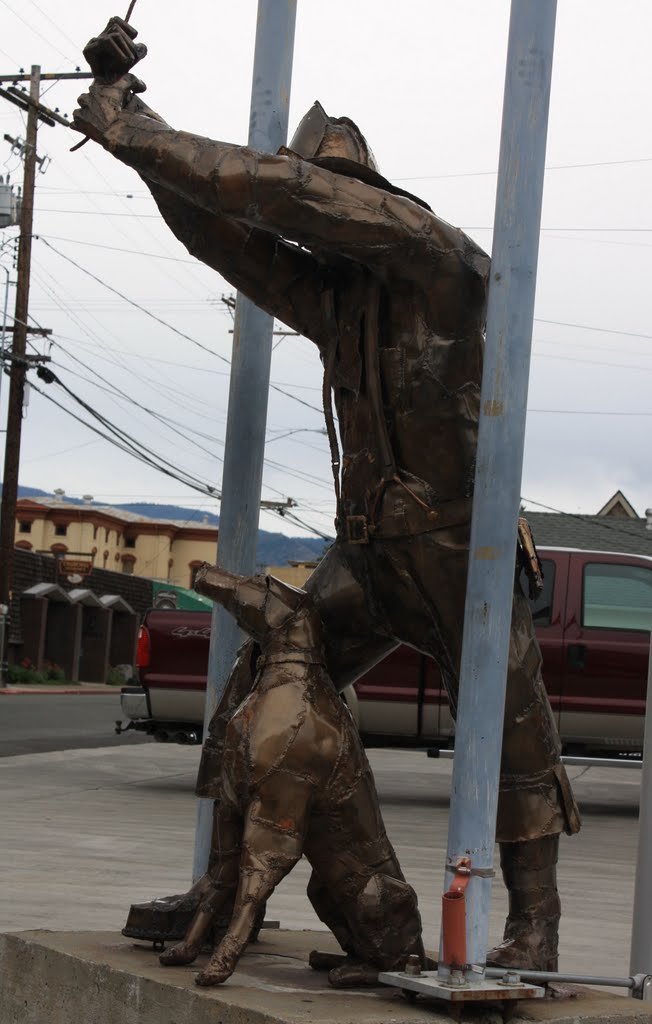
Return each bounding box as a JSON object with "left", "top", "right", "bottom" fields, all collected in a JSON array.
[{"left": 1, "top": 0, "right": 651, "bottom": 539}]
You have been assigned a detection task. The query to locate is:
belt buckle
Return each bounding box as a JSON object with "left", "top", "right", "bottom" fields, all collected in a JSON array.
[{"left": 346, "top": 515, "right": 369, "bottom": 545}]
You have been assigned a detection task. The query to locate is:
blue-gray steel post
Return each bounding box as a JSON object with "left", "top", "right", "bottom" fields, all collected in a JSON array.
[
  {"left": 193, "top": 0, "right": 297, "bottom": 882},
  {"left": 629, "top": 625, "right": 652, "bottom": 981},
  {"left": 439, "top": 0, "right": 557, "bottom": 976}
]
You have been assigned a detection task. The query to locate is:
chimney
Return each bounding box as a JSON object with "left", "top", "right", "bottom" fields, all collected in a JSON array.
[
  {"left": 82, "top": 494, "right": 94, "bottom": 505},
  {"left": 202, "top": 514, "right": 209, "bottom": 524},
  {"left": 646, "top": 509, "right": 652, "bottom": 531},
  {"left": 53, "top": 488, "right": 65, "bottom": 503}
]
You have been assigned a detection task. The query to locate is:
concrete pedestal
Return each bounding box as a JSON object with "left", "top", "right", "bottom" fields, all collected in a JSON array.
[{"left": 1, "top": 930, "right": 650, "bottom": 1024}]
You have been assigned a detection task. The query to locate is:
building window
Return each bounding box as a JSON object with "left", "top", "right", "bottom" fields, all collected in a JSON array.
[
  {"left": 93, "top": 525, "right": 98, "bottom": 540},
  {"left": 123, "top": 560, "right": 134, "bottom": 575},
  {"left": 105, "top": 528, "right": 111, "bottom": 543},
  {"left": 103, "top": 550, "right": 109, "bottom": 567},
  {"left": 54, "top": 523, "right": 67, "bottom": 537},
  {"left": 125, "top": 537, "right": 136, "bottom": 549},
  {"left": 582, "top": 562, "right": 652, "bottom": 632},
  {"left": 19, "top": 521, "right": 31, "bottom": 534},
  {"left": 50, "top": 544, "right": 68, "bottom": 561},
  {"left": 15, "top": 540, "right": 32, "bottom": 550},
  {"left": 189, "top": 561, "right": 204, "bottom": 588}
]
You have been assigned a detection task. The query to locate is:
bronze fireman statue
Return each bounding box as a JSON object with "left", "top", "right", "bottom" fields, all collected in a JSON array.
[{"left": 74, "top": 17, "right": 580, "bottom": 978}]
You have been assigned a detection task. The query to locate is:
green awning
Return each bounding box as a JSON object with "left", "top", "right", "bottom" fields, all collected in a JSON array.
[{"left": 152, "top": 580, "right": 213, "bottom": 611}]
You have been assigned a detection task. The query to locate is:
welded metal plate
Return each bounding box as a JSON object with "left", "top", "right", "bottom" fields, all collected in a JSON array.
[{"left": 378, "top": 970, "right": 545, "bottom": 1002}]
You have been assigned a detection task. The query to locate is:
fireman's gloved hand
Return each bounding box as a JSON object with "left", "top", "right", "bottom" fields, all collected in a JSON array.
[
  {"left": 83, "top": 17, "right": 147, "bottom": 82},
  {"left": 72, "top": 73, "right": 147, "bottom": 145}
]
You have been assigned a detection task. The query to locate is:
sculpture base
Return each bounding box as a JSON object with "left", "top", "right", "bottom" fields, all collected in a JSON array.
[
  {"left": 378, "top": 969, "right": 545, "bottom": 1012},
  {"left": 1, "top": 930, "right": 650, "bottom": 1024}
]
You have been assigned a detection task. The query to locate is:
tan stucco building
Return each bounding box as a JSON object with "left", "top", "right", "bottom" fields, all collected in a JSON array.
[
  {"left": 264, "top": 561, "right": 318, "bottom": 588},
  {"left": 14, "top": 496, "right": 218, "bottom": 588}
]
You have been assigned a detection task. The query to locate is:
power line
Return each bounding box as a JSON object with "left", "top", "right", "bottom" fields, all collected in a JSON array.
[
  {"left": 0, "top": 0, "right": 74, "bottom": 64},
  {"left": 543, "top": 232, "right": 652, "bottom": 251},
  {"left": 29, "top": 306, "right": 331, "bottom": 495},
  {"left": 23, "top": 0, "right": 86, "bottom": 56},
  {"left": 40, "top": 238, "right": 326, "bottom": 415},
  {"left": 77, "top": 147, "right": 214, "bottom": 304},
  {"left": 528, "top": 408, "right": 652, "bottom": 416},
  {"left": 30, "top": 381, "right": 217, "bottom": 498},
  {"left": 534, "top": 336, "right": 652, "bottom": 360},
  {"left": 393, "top": 156, "right": 652, "bottom": 182},
  {"left": 47, "top": 334, "right": 331, "bottom": 488},
  {"left": 276, "top": 508, "right": 334, "bottom": 541},
  {"left": 37, "top": 233, "right": 203, "bottom": 265},
  {"left": 35, "top": 207, "right": 652, "bottom": 232},
  {"left": 38, "top": 368, "right": 223, "bottom": 495},
  {"left": 533, "top": 352, "right": 652, "bottom": 374},
  {"left": 28, "top": 266, "right": 227, "bottom": 419},
  {"left": 29, "top": 382, "right": 330, "bottom": 540},
  {"left": 534, "top": 318, "right": 652, "bottom": 341},
  {"left": 468, "top": 226, "right": 652, "bottom": 233}
]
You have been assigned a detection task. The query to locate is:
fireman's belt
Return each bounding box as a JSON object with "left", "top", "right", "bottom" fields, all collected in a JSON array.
[{"left": 338, "top": 496, "right": 473, "bottom": 545}]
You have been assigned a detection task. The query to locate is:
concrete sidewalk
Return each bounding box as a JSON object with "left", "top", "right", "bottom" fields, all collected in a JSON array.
[
  {"left": 0, "top": 682, "right": 120, "bottom": 694},
  {"left": 0, "top": 744, "right": 647, "bottom": 1021}
]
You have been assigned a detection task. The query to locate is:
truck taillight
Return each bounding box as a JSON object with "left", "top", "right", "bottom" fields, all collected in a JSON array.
[{"left": 136, "top": 625, "right": 151, "bottom": 669}]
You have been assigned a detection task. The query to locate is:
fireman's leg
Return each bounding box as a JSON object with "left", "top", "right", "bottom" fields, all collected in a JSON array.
[
  {"left": 377, "top": 530, "right": 580, "bottom": 971},
  {"left": 487, "top": 586, "right": 580, "bottom": 970},
  {"left": 487, "top": 835, "right": 561, "bottom": 971}
]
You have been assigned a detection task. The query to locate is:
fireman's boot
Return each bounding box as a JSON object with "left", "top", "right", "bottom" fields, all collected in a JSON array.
[
  {"left": 122, "top": 800, "right": 235, "bottom": 945},
  {"left": 486, "top": 834, "right": 561, "bottom": 972},
  {"left": 159, "top": 898, "right": 217, "bottom": 967}
]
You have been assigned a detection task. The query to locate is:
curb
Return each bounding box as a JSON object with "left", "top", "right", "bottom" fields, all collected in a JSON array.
[{"left": 0, "top": 687, "right": 118, "bottom": 695}]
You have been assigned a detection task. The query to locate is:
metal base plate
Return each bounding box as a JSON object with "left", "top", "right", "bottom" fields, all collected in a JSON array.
[{"left": 378, "top": 970, "right": 546, "bottom": 1003}]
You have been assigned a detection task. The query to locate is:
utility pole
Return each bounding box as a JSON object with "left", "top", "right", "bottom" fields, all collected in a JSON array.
[
  {"left": 0, "top": 65, "right": 41, "bottom": 619},
  {"left": 193, "top": 0, "right": 297, "bottom": 881},
  {"left": 0, "top": 67, "right": 90, "bottom": 680}
]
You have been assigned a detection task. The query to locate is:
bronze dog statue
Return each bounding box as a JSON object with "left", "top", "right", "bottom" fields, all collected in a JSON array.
[{"left": 159, "top": 564, "right": 425, "bottom": 987}]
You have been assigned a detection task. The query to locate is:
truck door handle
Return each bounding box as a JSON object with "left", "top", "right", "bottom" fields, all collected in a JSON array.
[{"left": 567, "top": 643, "right": 586, "bottom": 670}]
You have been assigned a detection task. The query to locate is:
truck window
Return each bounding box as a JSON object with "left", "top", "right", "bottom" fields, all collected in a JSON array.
[
  {"left": 519, "top": 557, "right": 555, "bottom": 626},
  {"left": 582, "top": 562, "right": 652, "bottom": 632}
]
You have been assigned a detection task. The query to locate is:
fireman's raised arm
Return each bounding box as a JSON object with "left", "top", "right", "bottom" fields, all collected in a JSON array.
[
  {"left": 73, "top": 77, "right": 330, "bottom": 345},
  {"left": 73, "top": 76, "right": 488, "bottom": 300},
  {"left": 146, "top": 179, "right": 331, "bottom": 348}
]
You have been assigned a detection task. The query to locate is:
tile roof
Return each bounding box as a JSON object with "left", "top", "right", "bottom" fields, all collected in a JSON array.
[
  {"left": 23, "top": 497, "right": 216, "bottom": 530},
  {"left": 526, "top": 512, "right": 652, "bottom": 559}
]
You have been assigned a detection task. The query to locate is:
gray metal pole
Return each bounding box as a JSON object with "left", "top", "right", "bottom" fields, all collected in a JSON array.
[
  {"left": 439, "top": 0, "right": 557, "bottom": 977},
  {"left": 629, "top": 623, "right": 652, "bottom": 979},
  {"left": 192, "top": 0, "right": 297, "bottom": 882}
]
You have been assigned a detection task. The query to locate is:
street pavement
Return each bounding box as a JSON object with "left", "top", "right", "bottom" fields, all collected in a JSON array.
[
  {"left": 0, "top": 692, "right": 149, "bottom": 756},
  {"left": 0, "top": 739, "right": 643, "bottom": 988}
]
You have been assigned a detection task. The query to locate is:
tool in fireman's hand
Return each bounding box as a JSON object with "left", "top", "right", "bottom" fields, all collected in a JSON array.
[{"left": 70, "top": 0, "right": 142, "bottom": 152}]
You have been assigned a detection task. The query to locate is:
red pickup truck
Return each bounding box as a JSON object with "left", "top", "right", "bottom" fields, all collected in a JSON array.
[{"left": 118, "top": 546, "right": 652, "bottom": 755}]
